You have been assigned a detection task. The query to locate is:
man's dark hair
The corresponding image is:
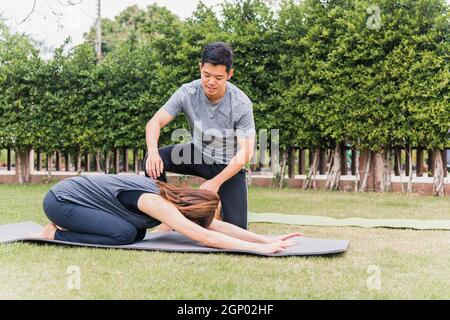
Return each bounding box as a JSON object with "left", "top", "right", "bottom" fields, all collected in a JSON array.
[{"left": 201, "top": 42, "right": 234, "bottom": 73}]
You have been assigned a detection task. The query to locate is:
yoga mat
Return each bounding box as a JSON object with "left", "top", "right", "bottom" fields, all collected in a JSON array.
[
  {"left": 248, "top": 212, "right": 450, "bottom": 230},
  {"left": 0, "top": 221, "right": 349, "bottom": 257}
]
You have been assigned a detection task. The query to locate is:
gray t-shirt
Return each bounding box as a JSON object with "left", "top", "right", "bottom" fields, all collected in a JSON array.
[
  {"left": 163, "top": 79, "right": 256, "bottom": 164},
  {"left": 50, "top": 174, "right": 161, "bottom": 229}
]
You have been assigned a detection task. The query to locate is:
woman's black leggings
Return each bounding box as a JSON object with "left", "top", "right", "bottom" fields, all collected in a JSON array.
[{"left": 43, "top": 191, "right": 146, "bottom": 245}]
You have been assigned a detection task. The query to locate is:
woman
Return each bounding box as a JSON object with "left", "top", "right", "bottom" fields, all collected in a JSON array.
[{"left": 33, "top": 174, "right": 301, "bottom": 254}]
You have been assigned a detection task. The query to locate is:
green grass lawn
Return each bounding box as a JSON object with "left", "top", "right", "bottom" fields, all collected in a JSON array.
[
  {"left": 248, "top": 186, "right": 450, "bottom": 220},
  {"left": 0, "top": 183, "right": 449, "bottom": 299}
]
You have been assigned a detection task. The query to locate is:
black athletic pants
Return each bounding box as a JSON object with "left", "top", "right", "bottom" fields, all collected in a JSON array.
[{"left": 143, "top": 143, "right": 248, "bottom": 229}]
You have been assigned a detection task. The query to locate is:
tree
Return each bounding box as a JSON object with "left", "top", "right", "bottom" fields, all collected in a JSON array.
[{"left": 0, "top": 25, "right": 43, "bottom": 183}]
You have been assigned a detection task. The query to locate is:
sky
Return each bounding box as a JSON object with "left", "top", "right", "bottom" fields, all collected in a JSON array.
[{"left": 0, "top": 0, "right": 224, "bottom": 57}]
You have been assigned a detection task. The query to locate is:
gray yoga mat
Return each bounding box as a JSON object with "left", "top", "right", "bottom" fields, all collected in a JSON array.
[{"left": 0, "top": 221, "right": 349, "bottom": 257}]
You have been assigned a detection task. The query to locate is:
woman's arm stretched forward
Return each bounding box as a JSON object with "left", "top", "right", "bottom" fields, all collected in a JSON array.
[
  {"left": 207, "top": 219, "right": 302, "bottom": 244},
  {"left": 137, "top": 193, "right": 296, "bottom": 254}
]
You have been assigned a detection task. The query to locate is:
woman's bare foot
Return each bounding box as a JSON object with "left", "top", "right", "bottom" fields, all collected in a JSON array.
[
  {"left": 29, "top": 223, "right": 58, "bottom": 240},
  {"left": 55, "top": 225, "right": 67, "bottom": 231}
]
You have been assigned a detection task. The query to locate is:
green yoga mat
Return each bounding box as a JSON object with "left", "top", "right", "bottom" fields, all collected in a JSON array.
[{"left": 248, "top": 212, "right": 450, "bottom": 230}]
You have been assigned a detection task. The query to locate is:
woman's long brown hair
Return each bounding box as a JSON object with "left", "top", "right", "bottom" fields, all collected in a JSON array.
[{"left": 156, "top": 181, "right": 220, "bottom": 228}]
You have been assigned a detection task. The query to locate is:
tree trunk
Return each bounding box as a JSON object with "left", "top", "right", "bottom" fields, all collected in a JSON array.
[
  {"left": 379, "top": 147, "right": 393, "bottom": 192},
  {"left": 113, "top": 148, "right": 120, "bottom": 174},
  {"left": 279, "top": 151, "right": 288, "bottom": 190},
  {"left": 351, "top": 149, "right": 357, "bottom": 176},
  {"left": 288, "top": 147, "right": 296, "bottom": 178},
  {"left": 85, "top": 153, "right": 91, "bottom": 172},
  {"left": 45, "top": 152, "right": 49, "bottom": 172},
  {"left": 394, "top": 147, "right": 401, "bottom": 176},
  {"left": 325, "top": 143, "right": 342, "bottom": 191},
  {"left": 133, "top": 149, "right": 139, "bottom": 174},
  {"left": 64, "top": 153, "right": 70, "bottom": 172},
  {"left": 14, "top": 148, "right": 31, "bottom": 184},
  {"left": 7, "top": 148, "right": 12, "bottom": 171},
  {"left": 74, "top": 152, "right": 78, "bottom": 172},
  {"left": 433, "top": 149, "right": 445, "bottom": 196},
  {"left": 341, "top": 143, "right": 348, "bottom": 175},
  {"left": 55, "top": 151, "right": 61, "bottom": 171},
  {"left": 298, "top": 149, "right": 305, "bottom": 175},
  {"left": 303, "top": 149, "right": 319, "bottom": 190},
  {"left": 359, "top": 151, "right": 372, "bottom": 192},
  {"left": 443, "top": 149, "right": 448, "bottom": 178},
  {"left": 397, "top": 150, "right": 405, "bottom": 193},
  {"left": 354, "top": 149, "right": 359, "bottom": 192},
  {"left": 407, "top": 145, "right": 413, "bottom": 195},
  {"left": 46, "top": 152, "right": 53, "bottom": 182},
  {"left": 37, "top": 150, "right": 42, "bottom": 171},
  {"left": 105, "top": 150, "right": 110, "bottom": 174},
  {"left": 405, "top": 145, "right": 410, "bottom": 177},
  {"left": 123, "top": 148, "right": 129, "bottom": 172},
  {"left": 77, "top": 153, "right": 82, "bottom": 175},
  {"left": 318, "top": 150, "right": 327, "bottom": 174},
  {"left": 95, "top": 151, "right": 101, "bottom": 172},
  {"left": 416, "top": 148, "right": 424, "bottom": 177},
  {"left": 325, "top": 149, "right": 334, "bottom": 180}
]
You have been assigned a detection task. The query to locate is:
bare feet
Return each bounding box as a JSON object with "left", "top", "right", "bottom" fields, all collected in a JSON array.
[
  {"left": 28, "top": 223, "right": 58, "bottom": 240},
  {"left": 55, "top": 225, "right": 67, "bottom": 231}
]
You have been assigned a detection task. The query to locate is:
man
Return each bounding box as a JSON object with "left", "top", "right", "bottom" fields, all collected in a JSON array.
[{"left": 144, "top": 42, "right": 256, "bottom": 230}]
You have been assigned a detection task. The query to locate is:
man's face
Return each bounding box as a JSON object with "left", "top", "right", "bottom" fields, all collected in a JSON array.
[{"left": 199, "top": 62, "right": 234, "bottom": 99}]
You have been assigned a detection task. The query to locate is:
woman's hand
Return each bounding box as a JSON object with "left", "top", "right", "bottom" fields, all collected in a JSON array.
[
  {"left": 253, "top": 240, "right": 296, "bottom": 254},
  {"left": 262, "top": 232, "right": 303, "bottom": 244}
]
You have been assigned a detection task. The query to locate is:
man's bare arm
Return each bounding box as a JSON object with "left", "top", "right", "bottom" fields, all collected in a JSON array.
[{"left": 145, "top": 108, "right": 174, "bottom": 178}]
